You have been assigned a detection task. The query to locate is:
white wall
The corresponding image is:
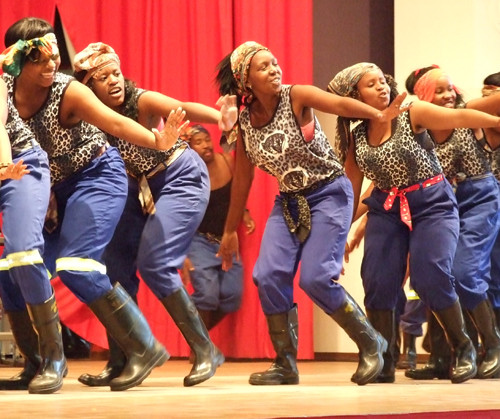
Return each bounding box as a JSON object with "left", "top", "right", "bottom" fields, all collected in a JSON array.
[{"left": 313, "top": 0, "right": 500, "bottom": 354}]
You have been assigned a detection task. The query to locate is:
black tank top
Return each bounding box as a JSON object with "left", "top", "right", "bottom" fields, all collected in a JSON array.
[{"left": 197, "top": 180, "right": 231, "bottom": 238}]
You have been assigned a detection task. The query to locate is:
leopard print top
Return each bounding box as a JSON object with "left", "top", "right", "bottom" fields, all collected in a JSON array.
[
  {"left": 352, "top": 111, "right": 442, "bottom": 190},
  {"left": 239, "top": 84, "right": 343, "bottom": 193},
  {"left": 433, "top": 128, "right": 491, "bottom": 180},
  {"left": 4, "top": 73, "right": 108, "bottom": 183},
  {"left": 4, "top": 94, "right": 37, "bottom": 156},
  {"left": 106, "top": 87, "right": 183, "bottom": 177},
  {"left": 491, "top": 147, "right": 500, "bottom": 181}
]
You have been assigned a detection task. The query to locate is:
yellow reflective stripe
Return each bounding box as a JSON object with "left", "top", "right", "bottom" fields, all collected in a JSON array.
[
  {"left": 0, "top": 250, "right": 44, "bottom": 270},
  {"left": 56, "top": 257, "right": 106, "bottom": 274},
  {"left": 406, "top": 289, "right": 420, "bottom": 300}
]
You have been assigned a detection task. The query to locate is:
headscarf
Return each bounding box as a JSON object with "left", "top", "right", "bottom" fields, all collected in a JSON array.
[
  {"left": 183, "top": 124, "right": 209, "bottom": 142},
  {"left": 482, "top": 85, "right": 500, "bottom": 97},
  {"left": 73, "top": 42, "right": 120, "bottom": 85},
  {"left": 328, "top": 62, "right": 380, "bottom": 97},
  {"left": 230, "top": 41, "right": 269, "bottom": 97},
  {"left": 413, "top": 67, "right": 459, "bottom": 103},
  {"left": 0, "top": 32, "right": 58, "bottom": 77}
]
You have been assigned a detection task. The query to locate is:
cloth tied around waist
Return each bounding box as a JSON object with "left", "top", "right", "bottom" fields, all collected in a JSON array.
[
  {"left": 382, "top": 174, "right": 444, "bottom": 231},
  {"left": 134, "top": 143, "right": 187, "bottom": 215},
  {"left": 281, "top": 172, "right": 340, "bottom": 243}
]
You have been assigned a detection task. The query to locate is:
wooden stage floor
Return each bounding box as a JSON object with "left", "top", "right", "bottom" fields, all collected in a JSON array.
[{"left": 1, "top": 359, "right": 500, "bottom": 418}]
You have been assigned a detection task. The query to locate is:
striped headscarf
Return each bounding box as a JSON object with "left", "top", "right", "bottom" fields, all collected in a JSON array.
[
  {"left": 73, "top": 42, "right": 120, "bottom": 85},
  {"left": 230, "top": 41, "right": 269, "bottom": 97},
  {"left": 328, "top": 62, "right": 380, "bottom": 97},
  {"left": 0, "top": 32, "right": 58, "bottom": 77}
]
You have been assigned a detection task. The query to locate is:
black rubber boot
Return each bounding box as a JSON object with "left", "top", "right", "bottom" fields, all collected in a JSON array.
[
  {"left": 162, "top": 288, "right": 224, "bottom": 387},
  {"left": 249, "top": 304, "right": 299, "bottom": 385},
  {"left": 467, "top": 299, "right": 500, "bottom": 378},
  {"left": 366, "top": 309, "right": 396, "bottom": 383},
  {"left": 27, "top": 294, "right": 67, "bottom": 394},
  {"left": 396, "top": 332, "right": 417, "bottom": 370},
  {"left": 433, "top": 300, "right": 477, "bottom": 383},
  {"left": 77, "top": 332, "right": 126, "bottom": 386},
  {"left": 89, "top": 284, "right": 169, "bottom": 391},
  {"left": 0, "top": 310, "right": 41, "bottom": 390},
  {"left": 330, "top": 293, "right": 387, "bottom": 385},
  {"left": 405, "top": 310, "right": 451, "bottom": 380}
]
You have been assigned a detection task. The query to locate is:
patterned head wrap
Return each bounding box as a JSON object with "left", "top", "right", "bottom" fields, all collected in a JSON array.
[
  {"left": 328, "top": 62, "right": 380, "bottom": 97},
  {"left": 73, "top": 42, "right": 120, "bottom": 85},
  {"left": 0, "top": 32, "right": 58, "bottom": 77},
  {"left": 413, "top": 67, "right": 460, "bottom": 103},
  {"left": 482, "top": 85, "right": 500, "bottom": 97},
  {"left": 230, "top": 41, "right": 269, "bottom": 97}
]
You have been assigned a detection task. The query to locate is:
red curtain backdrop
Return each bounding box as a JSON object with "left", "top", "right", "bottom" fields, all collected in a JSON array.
[{"left": 0, "top": 0, "right": 314, "bottom": 359}]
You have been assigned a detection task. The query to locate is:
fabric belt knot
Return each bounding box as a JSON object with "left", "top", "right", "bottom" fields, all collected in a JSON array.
[
  {"left": 44, "top": 190, "right": 58, "bottom": 233},
  {"left": 382, "top": 174, "right": 444, "bottom": 231},
  {"left": 282, "top": 194, "right": 311, "bottom": 243},
  {"left": 138, "top": 174, "right": 156, "bottom": 215}
]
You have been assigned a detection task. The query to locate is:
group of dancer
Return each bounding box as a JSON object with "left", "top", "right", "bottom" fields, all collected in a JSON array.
[{"left": 0, "top": 16, "right": 499, "bottom": 395}]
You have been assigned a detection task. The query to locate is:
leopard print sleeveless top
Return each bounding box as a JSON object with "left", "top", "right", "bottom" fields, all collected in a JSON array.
[
  {"left": 4, "top": 93, "right": 37, "bottom": 155},
  {"left": 239, "top": 85, "right": 343, "bottom": 193},
  {"left": 433, "top": 128, "right": 491, "bottom": 180},
  {"left": 352, "top": 111, "right": 442, "bottom": 190},
  {"left": 4, "top": 73, "right": 108, "bottom": 183}
]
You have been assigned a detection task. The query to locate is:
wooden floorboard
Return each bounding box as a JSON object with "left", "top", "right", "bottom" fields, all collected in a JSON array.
[{"left": 1, "top": 359, "right": 499, "bottom": 418}]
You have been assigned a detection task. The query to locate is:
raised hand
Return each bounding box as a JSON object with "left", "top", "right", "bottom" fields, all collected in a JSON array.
[
  {"left": 377, "top": 92, "right": 412, "bottom": 122},
  {"left": 0, "top": 160, "right": 29, "bottom": 180},
  {"left": 217, "top": 94, "right": 238, "bottom": 131},
  {"left": 153, "top": 107, "right": 189, "bottom": 150}
]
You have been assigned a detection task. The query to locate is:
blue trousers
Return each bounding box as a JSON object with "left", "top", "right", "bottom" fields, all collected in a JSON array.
[
  {"left": 0, "top": 146, "right": 53, "bottom": 310},
  {"left": 362, "top": 179, "right": 459, "bottom": 312},
  {"left": 103, "top": 148, "right": 209, "bottom": 300},
  {"left": 188, "top": 233, "right": 243, "bottom": 312},
  {"left": 253, "top": 175, "right": 353, "bottom": 315},
  {"left": 43, "top": 147, "right": 128, "bottom": 304},
  {"left": 453, "top": 176, "right": 500, "bottom": 310},
  {"left": 489, "top": 232, "right": 500, "bottom": 310}
]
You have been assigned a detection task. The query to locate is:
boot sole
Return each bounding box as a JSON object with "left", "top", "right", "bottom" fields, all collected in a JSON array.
[
  {"left": 249, "top": 377, "right": 299, "bottom": 385},
  {"left": 28, "top": 378, "right": 63, "bottom": 394},
  {"left": 110, "top": 348, "right": 170, "bottom": 391},
  {"left": 354, "top": 334, "right": 388, "bottom": 386},
  {"left": 183, "top": 350, "right": 225, "bottom": 387}
]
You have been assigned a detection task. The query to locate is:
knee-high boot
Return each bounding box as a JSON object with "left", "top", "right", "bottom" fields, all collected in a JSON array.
[
  {"left": 26, "top": 293, "right": 67, "bottom": 394},
  {"left": 89, "top": 284, "right": 169, "bottom": 391},
  {"left": 396, "top": 332, "right": 417, "bottom": 370},
  {"left": 405, "top": 310, "right": 451, "bottom": 380},
  {"left": 467, "top": 299, "right": 500, "bottom": 378},
  {"left": 330, "top": 293, "right": 387, "bottom": 385},
  {"left": 77, "top": 332, "right": 126, "bottom": 386},
  {"left": 433, "top": 300, "right": 477, "bottom": 383},
  {"left": 0, "top": 310, "right": 41, "bottom": 390},
  {"left": 366, "top": 309, "right": 396, "bottom": 383},
  {"left": 161, "top": 288, "right": 224, "bottom": 387},
  {"left": 249, "top": 304, "right": 299, "bottom": 385}
]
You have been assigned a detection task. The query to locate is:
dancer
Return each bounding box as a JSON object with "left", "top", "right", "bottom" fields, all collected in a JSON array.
[
  {"left": 1, "top": 17, "right": 180, "bottom": 391},
  {"left": 73, "top": 42, "right": 236, "bottom": 387},
  {"left": 403, "top": 66, "right": 500, "bottom": 380},
  {"left": 182, "top": 124, "right": 255, "bottom": 334},
  {"left": 328, "top": 62, "right": 500, "bottom": 383},
  {"left": 215, "top": 41, "right": 410, "bottom": 386}
]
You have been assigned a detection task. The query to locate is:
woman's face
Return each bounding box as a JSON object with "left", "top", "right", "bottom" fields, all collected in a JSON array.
[
  {"left": 20, "top": 49, "right": 60, "bottom": 88},
  {"left": 356, "top": 69, "right": 391, "bottom": 110},
  {"left": 431, "top": 75, "right": 456, "bottom": 108},
  {"left": 246, "top": 50, "right": 282, "bottom": 96},
  {"left": 90, "top": 62, "right": 125, "bottom": 110}
]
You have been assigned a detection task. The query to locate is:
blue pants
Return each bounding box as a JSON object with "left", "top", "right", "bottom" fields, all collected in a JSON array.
[
  {"left": 489, "top": 232, "right": 500, "bottom": 310},
  {"left": 253, "top": 175, "right": 353, "bottom": 315},
  {"left": 43, "top": 147, "right": 127, "bottom": 304},
  {"left": 0, "top": 146, "right": 53, "bottom": 310},
  {"left": 188, "top": 233, "right": 243, "bottom": 312},
  {"left": 453, "top": 176, "right": 500, "bottom": 310},
  {"left": 104, "top": 148, "right": 209, "bottom": 300},
  {"left": 362, "top": 179, "right": 459, "bottom": 312},
  {"left": 398, "top": 288, "right": 426, "bottom": 336}
]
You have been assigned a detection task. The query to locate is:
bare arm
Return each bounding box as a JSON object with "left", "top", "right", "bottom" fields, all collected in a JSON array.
[
  {"left": 63, "top": 81, "right": 180, "bottom": 150},
  {"left": 410, "top": 100, "right": 500, "bottom": 133},
  {"left": 344, "top": 139, "right": 364, "bottom": 224},
  {"left": 290, "top": 84, "right": 409, "bottom": 122},
  {"left": 217, "top": 130, "right": 255, "bottom": 270}
]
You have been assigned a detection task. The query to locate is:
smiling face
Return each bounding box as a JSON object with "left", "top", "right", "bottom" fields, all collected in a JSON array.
[
  {"left": 20, "top": 48, "right": 60, "bottom": 88},
  {"left": 430, "top": 74, "right": 457, "bottom": 108},
  {"left": 89, "top": 62, "right": 125, "bottom": 110},
  {"left": 246, "top": 50, "right": 282, "bottom": 97},
  {"left": 356, "top": 69, "right": 391, "bottom": 110}
]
